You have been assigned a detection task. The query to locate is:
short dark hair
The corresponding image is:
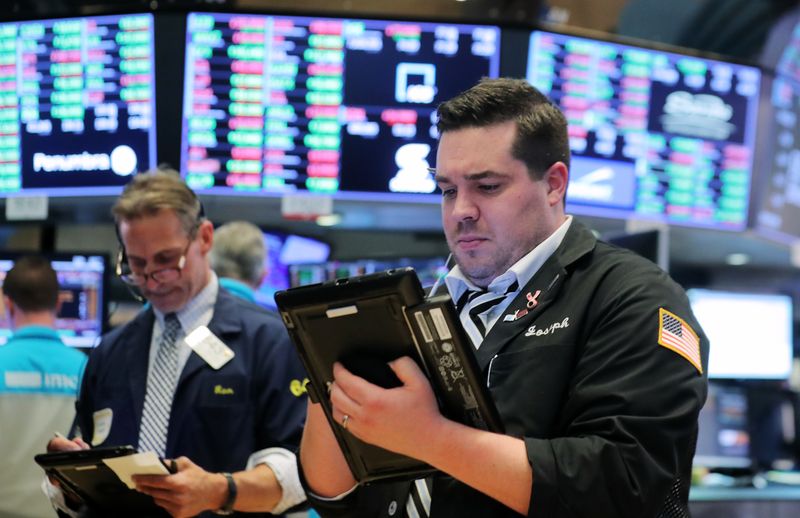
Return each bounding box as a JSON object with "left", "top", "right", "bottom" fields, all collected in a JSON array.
[
  {"left": 2, "top": 255, "right": 59, "bottom": 312},
  {"left": 436, "top": 77, "right": 570, "bottom": 178}
]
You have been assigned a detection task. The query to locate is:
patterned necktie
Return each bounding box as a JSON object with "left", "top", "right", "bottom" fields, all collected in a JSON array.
[
  {"left": 405, "top": 478, "right": 433, "bottom": 518},
  {"left": 138, "top": 313, "right": 182, "bottom": 456},
  {"left": 456, "top": 280, "right": 520, "bottom": 340}
]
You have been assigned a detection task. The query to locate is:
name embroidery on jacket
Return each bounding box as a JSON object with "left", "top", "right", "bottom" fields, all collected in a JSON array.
[{"left": 525, "top": 317, "right": 570, "bottom": 337}]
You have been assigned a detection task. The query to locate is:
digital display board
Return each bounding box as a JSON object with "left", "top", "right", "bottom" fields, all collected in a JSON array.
[
  {"left": 753, "top": 11, "right": 800, "bottom": 242},
  {"left": 527, "top": 30, "right": 761, "bottom": 230},
  {"left": 0, "top": 254, "right": 107, "bottom": 348},
  {"left": 181, "top": 12, "right": 500, "bottom": 199},
  {"left": 0, "top": 13, "right": 156, "bottom": 196}
]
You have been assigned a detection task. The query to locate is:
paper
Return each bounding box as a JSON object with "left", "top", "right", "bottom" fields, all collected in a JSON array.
[{"left": 102, "top": 452, "right": 169, "bottom": 489}]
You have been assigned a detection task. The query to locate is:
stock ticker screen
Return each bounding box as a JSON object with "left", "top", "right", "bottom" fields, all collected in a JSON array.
[
  {"left": 0, "top": 13, "right": 156, "bottom": 196},
  {"left": 181, "top": 12, "right": 500, "bottom": 198},
  {"left": 527, "top": 31, "right": 761, "bottom": 230},
  {"left": 754, "top": 11, "right": 800, "bottom": 243}
]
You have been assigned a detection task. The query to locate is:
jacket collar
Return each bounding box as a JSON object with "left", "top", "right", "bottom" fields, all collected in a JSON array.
[
  {"left": 8, "top": 325, "right": 63, "bottom": 342},
  {"left": 474, "top": 219, "right": 597, "bottom": 370}
]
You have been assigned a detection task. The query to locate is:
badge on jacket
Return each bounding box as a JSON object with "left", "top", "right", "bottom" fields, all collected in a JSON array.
[
  {"left": 184, "top": 326, "right": 235, "bottom": 370},
  {"left": 657, "top": 308, "right": 702, "bottom": 374},
  {"left": 91, "top": 408, "right": 113, "bottom": 446}
]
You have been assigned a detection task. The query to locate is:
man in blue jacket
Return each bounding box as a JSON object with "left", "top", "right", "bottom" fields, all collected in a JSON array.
[
  {"left": 0, "top": 255, "right": 87, "bottom": 518},
  {"left": 48, "top": 170, "right": 308, "bottom": 517}
]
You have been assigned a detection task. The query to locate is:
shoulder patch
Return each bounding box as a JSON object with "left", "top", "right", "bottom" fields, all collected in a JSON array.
[{"left": 658, "top": 308, "right": 702, "bottom": 374}]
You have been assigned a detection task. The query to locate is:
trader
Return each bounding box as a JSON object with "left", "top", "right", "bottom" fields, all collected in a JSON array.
[
  {"left": 0, "top": 256, "right": 87, "bottom": 518},
  {"left": 299, "top": 78, "right": 709, "bottom": 517},
  {"left": 48, "top": 170, "right": 307, "bottom": 518},
  {"left": 210, "top": 220, "right": 266, "bottom": 304}
]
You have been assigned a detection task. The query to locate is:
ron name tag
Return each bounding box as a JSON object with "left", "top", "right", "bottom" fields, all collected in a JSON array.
[{"left": 184, "top": 326, "right": 235, "bottom": 370}]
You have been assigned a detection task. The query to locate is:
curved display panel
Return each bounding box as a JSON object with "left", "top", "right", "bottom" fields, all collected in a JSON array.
[
  {"left": 181, "top": 12, "right": 500, "bottom": 200},
  {"left": 527, "top": 30, "right": 761, "bottom": 230}
]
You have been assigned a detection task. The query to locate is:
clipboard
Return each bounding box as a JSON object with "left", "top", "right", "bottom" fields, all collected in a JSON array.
[
  {"left": 275, "top": 268, "right": 503, "bottom": 484},
  {"left": 34, "top": 446, "right": 170, "bottom": 517}
]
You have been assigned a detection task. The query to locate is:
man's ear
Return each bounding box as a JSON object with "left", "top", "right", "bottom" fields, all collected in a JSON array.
[
  {"left": 544, "top": 161, "right": 569, "bottom": 207},
  {"left": 197, "top": 220, "right": 214, "bottom": 255},
  {"left": 3, "top": 295, "right": 15, "bottom": 321}
]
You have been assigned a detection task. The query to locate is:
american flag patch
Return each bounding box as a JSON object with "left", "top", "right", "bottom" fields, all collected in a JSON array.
[{"left": 658, "top": 308, "right": 702, "bottom": 374}]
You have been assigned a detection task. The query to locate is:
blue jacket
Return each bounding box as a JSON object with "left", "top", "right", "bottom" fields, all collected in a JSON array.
[{"left": 76, "top": 288, "right": 307, "bottom": 515}]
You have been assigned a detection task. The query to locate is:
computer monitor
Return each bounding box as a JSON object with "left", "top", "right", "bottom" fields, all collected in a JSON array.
[
  {"left": 0, "top": 253, "right": 108, "bottom": 348},
  {"left": 180, "top": 12, "right": 500, "bottom": 200},
  {"left": 604, "top": 228, "right": 668, "bottom": 271},
  {"left": 751, "top": 7, "right": 800, "bottom": 242},
  {"left": 694, "top": 382, "right": 751, "bottom": 469},
  {"left": 254, "top": 231, "right": 331, "bottom": 309},
  {"left": 687, "top": 289, "right": 794, "bottom": 380},
  {"left": 289, "top": 256, "right": 448, "bottom": 289},
  {"left": 526, "top": 30, "right": 761, "bottom": 230},
  {"left": 0, "top": 13, "right": 157, "bottom": 196}
]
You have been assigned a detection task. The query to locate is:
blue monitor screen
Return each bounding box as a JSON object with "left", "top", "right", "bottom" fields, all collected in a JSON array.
[
  {"left": 0, "top": 13, "right": 157, "bottom": 196},
  {"left": 527, "top": 30, "right": 761, "bottom": 230},
  {"left": 0, "top": 254, "right": 107, "bottom": 348},
  {"left": 181, "top": 12, "right": 500, "bottom": 200},
  {"left": 687, "top": 289, "right": 794, "bottom": 380},
  {"left": 254, "top": 232, "right": 330, "bottom": 309}
]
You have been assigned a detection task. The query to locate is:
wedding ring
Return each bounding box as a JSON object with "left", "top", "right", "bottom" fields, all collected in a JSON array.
[{"left": 341, "top": 414, "right": 350, "bottom": 429}]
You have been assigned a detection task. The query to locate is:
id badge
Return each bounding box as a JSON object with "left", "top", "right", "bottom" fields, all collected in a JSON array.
[{"left": 184, "top": 326, "right": 235, "bottom": 370}]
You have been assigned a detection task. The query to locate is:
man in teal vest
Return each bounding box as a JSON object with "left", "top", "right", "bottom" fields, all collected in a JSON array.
[{"left": 0, "top": 255, "right": 87, "bottom": 518}]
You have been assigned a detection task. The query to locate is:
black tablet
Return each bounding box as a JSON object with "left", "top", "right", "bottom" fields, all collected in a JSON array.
[
  {"left": 276, "top": 268, "right": 433, "bottom": 483},
  {"left": 276, "top": 267, "right": 503, "bottom": 484},
  {"left": 35, "top": 446, "right": 169, "bottom": 517}
]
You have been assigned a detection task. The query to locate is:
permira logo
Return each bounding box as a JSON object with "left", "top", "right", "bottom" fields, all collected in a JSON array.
[{"left": 33, "top": 145, "right": 138, "bottom": 176}]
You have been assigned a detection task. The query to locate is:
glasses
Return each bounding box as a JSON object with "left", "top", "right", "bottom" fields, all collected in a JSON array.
[{"left": 116, "top": 240, "right": 192, "bottom": 287}]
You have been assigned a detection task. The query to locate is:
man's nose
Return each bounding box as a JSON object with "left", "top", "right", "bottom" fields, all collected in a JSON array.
[{"left": 452, "top": 193, "right": 478, "bottom": 221}]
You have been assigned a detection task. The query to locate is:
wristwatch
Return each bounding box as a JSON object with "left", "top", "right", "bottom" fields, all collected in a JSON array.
[{"left": 213, "top": 472, "right": 237, "bottom": 515}]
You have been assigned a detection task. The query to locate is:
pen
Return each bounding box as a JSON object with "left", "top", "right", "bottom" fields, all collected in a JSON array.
[{"left": 53, "top": 431, "right": 67, "bottom": 440}]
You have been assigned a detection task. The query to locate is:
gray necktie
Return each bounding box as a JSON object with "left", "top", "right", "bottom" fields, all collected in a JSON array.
[{"left": 138, "top": 313, "right": 182, "bottom": 456}]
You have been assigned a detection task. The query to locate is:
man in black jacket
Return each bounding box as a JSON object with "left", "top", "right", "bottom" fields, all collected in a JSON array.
[{"left": 300, "top": 78, "right": 708, "bottom": 517}]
